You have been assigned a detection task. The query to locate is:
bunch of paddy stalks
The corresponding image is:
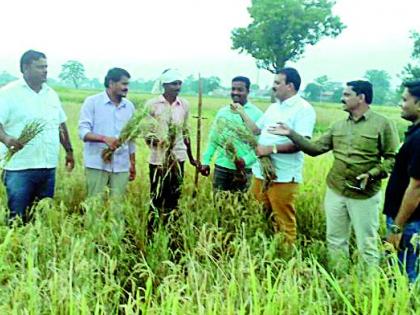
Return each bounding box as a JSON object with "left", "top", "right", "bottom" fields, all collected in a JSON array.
[
  {"left": 102, "top": 105, "right": 157, "bottom": 163},
  {"left": 3, "top": 119, "right": 46, "bottom": 162},
  {"left": 214, "top": 118, "right": 277, "bottom": 188}
]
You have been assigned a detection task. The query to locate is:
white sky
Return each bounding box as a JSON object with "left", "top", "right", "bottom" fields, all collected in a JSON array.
[{"left": 0, "top": 0, "right": 419, "bottom": 88}]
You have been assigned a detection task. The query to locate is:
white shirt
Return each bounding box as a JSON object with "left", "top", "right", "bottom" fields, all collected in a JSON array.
[
  {"left": 253, "top": 95, "right": 316, "bottom": 183},
  {"left": 0, "top": 79, "right": 67, "bottom": 170}
]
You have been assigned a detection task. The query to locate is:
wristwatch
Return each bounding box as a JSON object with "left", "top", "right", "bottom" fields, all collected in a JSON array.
[
  {"left": 272, "top": 144, "right": 278, "bottom": 154},
  {"left": 390, "top": 224, "right": 402, "bottom": 234}
]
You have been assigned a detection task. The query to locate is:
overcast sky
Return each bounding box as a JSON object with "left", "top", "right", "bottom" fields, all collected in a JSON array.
[{"left": 0, "top": 0, "right": 419, "bottom": 88}]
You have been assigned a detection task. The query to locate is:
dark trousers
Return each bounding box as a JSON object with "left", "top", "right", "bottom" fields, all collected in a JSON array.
[
  {"left": 148, "top": 162, "right": 184, "bottom": 231},
  {"left": 3, "top": 168, "right": 56, "bottom": 223},
  {"left": 213, "top": 165, "right": 252, "bottom": 192}
]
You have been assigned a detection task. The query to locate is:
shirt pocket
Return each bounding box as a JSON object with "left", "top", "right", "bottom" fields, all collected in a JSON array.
[
  {"left": 332, "top": 131, "right": 347, "bottom": 149},
  {"left": 355, "top": 133, "right": 379, "bottom": 153}
]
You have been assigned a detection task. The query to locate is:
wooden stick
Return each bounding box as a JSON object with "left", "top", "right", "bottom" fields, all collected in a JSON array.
[{"left": 193, "top": 74, "right": 203, "bottom": 195}]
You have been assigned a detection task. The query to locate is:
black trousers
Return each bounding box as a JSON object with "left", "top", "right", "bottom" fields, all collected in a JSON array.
[
  {"left": 148, "top": 162, "right": 184, "bottom": 231},
  {"left": 213, "top": 165, "right": 252, "bottom": 192}
]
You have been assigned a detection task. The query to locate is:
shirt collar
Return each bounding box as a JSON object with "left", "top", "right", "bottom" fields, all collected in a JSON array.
[
  {"left": 347, "top": 108, "right": 372, "bottom": 122},
  {"left": 102, "top": 91, "right": 127, "bottom": 108},
  {"left": 18, "top": 78, "right": 48, "bottom": 94},
  {"left": 159, "top": 94, "right": 181, "bottom": 106},
  {"left": 278, "top": 94, "right": 299, "bottom": 107}
]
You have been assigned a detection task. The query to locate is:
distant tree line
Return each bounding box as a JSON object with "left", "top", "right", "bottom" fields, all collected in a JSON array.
[
  {"left": 1, "top": 27, "right": 419, "bottom": 102},
  {"left": 303, "top": 70, "right": 395, "bottom": 105}
]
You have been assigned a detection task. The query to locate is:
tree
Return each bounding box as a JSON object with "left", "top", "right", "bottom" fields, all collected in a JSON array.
[
  {"left": 59, "top": 60, "right": 87, "bottom": 88},
  {"left": 0, "top": 71, "right": 17, "bottom": 85},
  {"left": 304, "top": 82, "right": 322, "bottom": 101},
  {"left": 304, "top": 75, "right": 328, "bottom": 101},
  {"left": 304, "top": 76, "right": 344, "bottom": 103},
  {"left": 364, "top": 69, "right": 391, "bottom": 105},
  {"left": 180, "top": 75, "right": 221, "bottom": 95},
  {"left": 231, "top": 0, "right": 345, "bottom": 73},
  {"left": 202, "top": 76, "right": 221, "bottom": 94},
  {"left": 83, "top": 78, "right": 102, "bottom": 89},
  {"left": 400, "top": 31, "right": 420, "bottom": 83},
  {"left": 250, "top": 83, "right": 260, "bottom": 91},
  {"left": 314, "top": 75, "right": 329, "bottom": 86}
]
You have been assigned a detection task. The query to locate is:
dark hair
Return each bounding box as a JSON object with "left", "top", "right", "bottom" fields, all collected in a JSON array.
[
  {"left": 20, "top": 50, "right": 46, "bottom": 73},
  {"left": 232, "top": 76, "right": 251, "bottom": 91},
  {"left": 346, "top": 80, "right": 373, "bottom": 104},
  {"left": 277, "top": 67, "right": 301, "bottom": 91},
  {"left": 104, "top": 68, "right": 131, "bottom": 88},
  {"left": 404, "top": 80, "right": 420, "bottom": 100}
]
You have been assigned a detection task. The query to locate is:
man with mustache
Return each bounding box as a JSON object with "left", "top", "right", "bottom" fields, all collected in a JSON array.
[
  {"left": 384, "top": 80, "right": 420, "bottom": 283},
  {"left": 0, "top": 50, "right": 74, "bottom": 223},
  {"left": 146, "top": 69, "right": 196, "bottom": 230},
  {"left": 79, "top": 68, "right": 136, "bottom": 197},
  {"left": 268, "top": 80, "right": 400, "bottom": 272},
  {"left": 200, "top": 76, "right": 263, "bottom": 192},
  {"left": 231, "top": 68, "right": 316, "bottom": 245}
]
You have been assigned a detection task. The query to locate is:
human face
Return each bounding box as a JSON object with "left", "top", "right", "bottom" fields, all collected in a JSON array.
[
  {"left": 400, "top": 88, "right": 420, "bottom": 123},
  {"left": 109, "top": 76, "right": 130, "bottom": 98},
  {"left": 23, "top": 58, "right": 48, "bottom": 84},
  {"left": 231, "top": 81, "right": 249, "bottom": 105},
  {"left": 163, "top": 80, "right": 182, "bottom": 98},
  {"left": 341, "top": 86, "right": 362, "bottom": 113},
  {"left": 272, "top": 73, "right": 293, "bottom": 102}
]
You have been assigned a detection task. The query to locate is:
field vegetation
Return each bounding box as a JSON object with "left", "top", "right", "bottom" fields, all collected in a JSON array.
[{"left": 0, "top": 88, "right": 416, "bottom": 314}]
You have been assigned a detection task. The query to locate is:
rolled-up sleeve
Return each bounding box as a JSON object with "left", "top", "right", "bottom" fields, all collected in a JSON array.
[
  {"left": 128, "top": 140, "right": 136, "bottom": 154},
  {"left": 0, "top": 92, "right": 10, "bottom": 125},
  {"left": 59, "top": 105, "right": 67, "bottom": 124},
  {"left": 78, "top": 99, "right": 94, "bottom": 140}
]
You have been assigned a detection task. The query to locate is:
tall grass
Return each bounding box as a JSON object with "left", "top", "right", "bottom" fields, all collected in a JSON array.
[{"left": 0, "top": 88, "right": 417, "bottom": 314}]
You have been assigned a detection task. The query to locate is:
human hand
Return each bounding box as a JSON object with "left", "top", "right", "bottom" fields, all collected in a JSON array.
[{"left": 267, "top": 122, "right": 292, "bottom": 136}]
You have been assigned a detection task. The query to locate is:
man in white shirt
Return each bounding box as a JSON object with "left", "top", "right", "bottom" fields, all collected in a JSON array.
[
  {"left": 231, "top": 68, "right": 316, "bottom": 244},
  {"left": 0, "top": 50, "right": 74, "bottom": 223}
]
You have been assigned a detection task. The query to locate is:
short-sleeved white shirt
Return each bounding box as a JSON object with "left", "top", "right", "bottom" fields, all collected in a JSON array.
[
  {"left": 253, "top": 95, "right": 316, "bottom": 183},
  {"left": 0, "top": 79, "right": 67, "bottom": 170}
]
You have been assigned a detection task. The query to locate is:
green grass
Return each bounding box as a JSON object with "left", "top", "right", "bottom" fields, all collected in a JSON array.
[{"left": 0, "top": 88, "right": 417, "bottom": 314}]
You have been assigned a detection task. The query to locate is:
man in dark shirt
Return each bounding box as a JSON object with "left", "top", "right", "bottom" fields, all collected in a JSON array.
[{"left": 384, "top": 80, "right": 420, "bottom": 283}]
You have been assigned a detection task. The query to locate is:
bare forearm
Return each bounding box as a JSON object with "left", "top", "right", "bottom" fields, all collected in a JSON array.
[
  {"left": 0, "top": 124, "right": 11, "bottom": 144},
  {"left": 83, "top": 132, "right": 106, "bottom": 143},
  {"left": 184, "top": 136, "right": 195, "bottom": 161},
  {"left": 394, "top": 182, "right": 420, "bottom": 227},
  {"left": 275, "top": 143, "right": 300, "bottom": 153},
  {"left": 240, "top": 112, "right": 261, "bottom": 135},
  {"left": 130, "top": 153, "right": 136, "bottom": 164},
  {"left": 59, "top": 123, "right": 73, "bottom": 152}
]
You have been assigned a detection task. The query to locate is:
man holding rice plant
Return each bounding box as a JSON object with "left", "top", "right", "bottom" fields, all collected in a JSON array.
[
  {"left": 231, "top": 68, "right": 316, "bottom": 245},
  {"left": 79, "top": 68, "right": 136, "bottom": 198},
  {"left": 146, "top": 69, "right": 196, "bottom": 227},
  {"left": 0, "top": 50, "right": 74, "bottom": 223},
  {"left": 200, "top": 76, "right": 263, "bottom": 192},
  {"left": 269, "top": 80, "right": 400, "bottom": 271}
]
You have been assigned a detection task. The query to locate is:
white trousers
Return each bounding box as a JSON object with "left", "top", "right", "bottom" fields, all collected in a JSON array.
[{"left": 324, "top": 187, "right": 381, "bottom": 267}]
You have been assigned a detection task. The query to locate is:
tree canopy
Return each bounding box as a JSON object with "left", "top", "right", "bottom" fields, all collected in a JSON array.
[
  {"left": 59, "top": 60, "right": 87, "bottom": 89},
  {"left": 231, "top": 0, "right": 345, "bottom": 73}
]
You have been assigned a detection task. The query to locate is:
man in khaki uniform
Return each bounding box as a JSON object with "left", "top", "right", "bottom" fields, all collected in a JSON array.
[{"left": 269, "top": 80, "right": 400, "bottom": 270}]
